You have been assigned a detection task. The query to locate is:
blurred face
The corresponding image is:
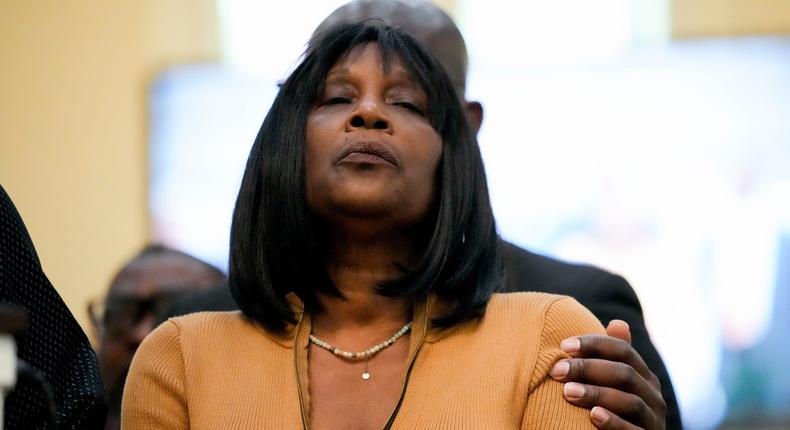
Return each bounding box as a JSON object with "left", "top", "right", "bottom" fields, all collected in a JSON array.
[
  {"left": 96, "top": 255, "right": 221, "bottom": 413},
  {"left": 305, "top": 43, "right": 443, "bottom": 229}
]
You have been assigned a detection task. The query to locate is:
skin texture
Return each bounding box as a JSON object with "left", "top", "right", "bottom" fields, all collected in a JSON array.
[
  {"left": 318, "top": 1, "right": 671, "bottom": 429},
  {"left": 313, "top": 0, "right": 485, "bottom": 133},
  {"left": 305, "top": 43, "right": 442, "bottom": 235},
  {"left": 305, "top": 43, "right": 443, "bottom": 429},
  {"left": 97, "top": 253, "right": 225, "bottom": 428}
]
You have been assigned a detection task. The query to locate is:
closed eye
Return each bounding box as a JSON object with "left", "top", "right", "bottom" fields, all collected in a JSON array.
[
  {"left": 320, "top": 97, "right": 350, "bottom": 106},
  {"left": 393, "top": 101, "right": 424, "bottom": 115}
]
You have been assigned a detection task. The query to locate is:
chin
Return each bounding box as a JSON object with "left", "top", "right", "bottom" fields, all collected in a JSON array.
[
  {"left": 307, "top": 178, "right": 433, "bottom": 226},
  {"left": 329, "top": 178, "right": 401, "bottom": 209},
  {"left": 331, "top": 196, "right": 400, "bottom": 219}
]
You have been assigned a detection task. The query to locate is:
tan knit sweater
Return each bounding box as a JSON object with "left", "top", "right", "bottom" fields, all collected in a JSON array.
[{"left": 122, "top": 292, "right": 605, "bottom": 429}]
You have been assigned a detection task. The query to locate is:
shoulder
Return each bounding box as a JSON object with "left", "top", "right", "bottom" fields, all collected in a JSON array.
[
  {"left": 485, "top": 292, "right": 606, "bottom": 338},
  {"left": 124, "top": 313, "right": 253, "bottom": 428},
  {"left": 163, "top": 310, "right": 249, "bottom": 337},
  {"left": 126, "top": 311, "right": 285, "bottom": 409},
  {"left": 136, "top": 311, "right": 282, "bottom": 366},
  {"left": 486, "top": 293, "right": 604, "bottom": 393},
  {"left": 158, "top": 286, "right": 238, "bottom": 323},
  {"left": 484, "top": 291, "right": 569, "bottom": 318},
  {"left": 428, "top": 292, "right": 604, "bottom": 346},
  {"left": 134, "top": 311, "right": 246, "bottom": 360}
]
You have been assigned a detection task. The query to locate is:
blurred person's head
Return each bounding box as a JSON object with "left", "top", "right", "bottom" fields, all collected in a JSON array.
[
  {"left": 314, "top": 0, "right": 484, "bottom": 133},
  {"left": 91, "top": 244, "right": 225, "bottom": 423}
]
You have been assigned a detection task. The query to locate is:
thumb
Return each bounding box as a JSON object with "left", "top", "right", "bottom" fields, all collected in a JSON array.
[{"left": 605, "top": 319, "right": 632, "bottom": 344}]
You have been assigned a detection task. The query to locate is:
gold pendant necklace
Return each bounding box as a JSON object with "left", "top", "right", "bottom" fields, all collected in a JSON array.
[
  {"left": 309, "top": 322, "right": 412, "bottom": 380},
  {"left": 362, "top": 361, "right": 371, "bottom": 380}
]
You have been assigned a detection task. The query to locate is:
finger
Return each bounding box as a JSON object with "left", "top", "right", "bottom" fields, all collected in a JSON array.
[
  {"left": 590, "top": 406, "right": 643, "bottom": 430},
  {"left": 551, "top": 358, "right": 663, "bottom": 410},
  {"left": 562, "top": 383, "right": 654, "bottom": 429},
  {"left": 561, "top": 335, "right": 654, "bottom": 384},
  {"left": 605, "top": 320, "right": 631, "bottom": 344}
]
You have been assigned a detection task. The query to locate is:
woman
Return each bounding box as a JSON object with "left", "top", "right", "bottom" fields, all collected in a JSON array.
[{"left": 122, "top": 21, "right": 605, "bottom": 429}]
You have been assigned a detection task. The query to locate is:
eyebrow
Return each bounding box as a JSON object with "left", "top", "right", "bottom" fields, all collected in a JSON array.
[{"left": 325, "top": 67, "right": 420, "bottom": 89}]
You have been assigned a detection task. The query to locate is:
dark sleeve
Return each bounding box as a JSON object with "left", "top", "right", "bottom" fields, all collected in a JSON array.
[
  {"left": 0, "top": 185, "right": 108, "bottom": 429},
  {"left": 579, "top": 270, "right": 682, "bottom": 430}
]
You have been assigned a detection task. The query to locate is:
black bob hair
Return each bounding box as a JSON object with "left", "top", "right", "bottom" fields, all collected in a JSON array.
[{"left": 228, "top": 20, "right": 502, "bottom": 333}]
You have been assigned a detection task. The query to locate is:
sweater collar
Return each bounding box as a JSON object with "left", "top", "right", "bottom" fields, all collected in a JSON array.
[{"left": 265, "top": 292, "right": 457, "bottom": 348}]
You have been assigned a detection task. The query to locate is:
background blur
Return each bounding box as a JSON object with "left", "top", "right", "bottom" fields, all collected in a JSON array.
[{"left": 1, "top": 1, "right": 789, "bottom": 428}]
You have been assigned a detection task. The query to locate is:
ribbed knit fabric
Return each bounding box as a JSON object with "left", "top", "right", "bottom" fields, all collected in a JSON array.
[{"left": 122, "top": 292, "right": 604, "bottom": 429}]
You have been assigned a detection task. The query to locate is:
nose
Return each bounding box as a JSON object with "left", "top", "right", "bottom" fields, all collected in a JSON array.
[{"left": 346, "top": 97, "right": 391, "bottom": 133}]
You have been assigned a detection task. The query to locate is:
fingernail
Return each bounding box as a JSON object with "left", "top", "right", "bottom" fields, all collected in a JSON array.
[
  {"left": 550, "top": 360, "right": 569, "bottom": 379},
  {"left": 560, "top": 337, "right": 581, "bottom": 353},
  {"left": 563, "top": 382, "right": 585, "bottom": 400},
  {"left": 591, "top": 407, "right": 610, "bottom": 425},
  {"left": 611, "top": 319, "right": 629, "bottom": 330}
]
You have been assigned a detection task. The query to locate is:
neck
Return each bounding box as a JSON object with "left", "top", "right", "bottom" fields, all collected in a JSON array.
[{"left": 313, "top": 231, "right": 418, "bottom": 334}]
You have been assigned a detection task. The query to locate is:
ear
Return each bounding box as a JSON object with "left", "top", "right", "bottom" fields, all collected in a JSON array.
[{"left": 463, "top": 101, "right": 484, "bottom": 136}]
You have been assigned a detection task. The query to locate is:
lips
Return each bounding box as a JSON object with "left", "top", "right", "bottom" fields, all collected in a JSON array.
[{"left": 335, "top": 140, "right": 399, "bottom": 167}]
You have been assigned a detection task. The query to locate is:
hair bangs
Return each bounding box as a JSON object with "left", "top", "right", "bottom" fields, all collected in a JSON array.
[{"left": 302, "top": 20, "right": 450, "bottom": 133}]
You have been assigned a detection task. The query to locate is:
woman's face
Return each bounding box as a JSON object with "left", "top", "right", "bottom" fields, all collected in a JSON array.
[{"left": 305, "top": 43, "right": 443, "bottom": 230}]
